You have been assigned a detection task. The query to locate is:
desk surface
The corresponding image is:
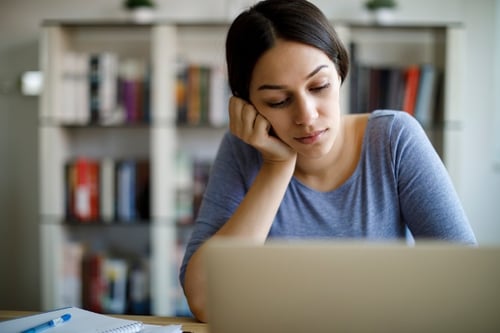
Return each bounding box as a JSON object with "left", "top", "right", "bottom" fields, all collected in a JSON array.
[{"left": 0, "top": 310, "right": 208, "bottom": 333}]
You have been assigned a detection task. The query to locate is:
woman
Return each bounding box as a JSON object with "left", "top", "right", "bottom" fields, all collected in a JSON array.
[{"left": 180, "top": 0, "right": 476, "bottom": 322}]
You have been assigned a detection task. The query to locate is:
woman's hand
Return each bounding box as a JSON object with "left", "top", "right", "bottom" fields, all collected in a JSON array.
[{"left": 229, "top": 96, "right": 296, "bottom": 163}]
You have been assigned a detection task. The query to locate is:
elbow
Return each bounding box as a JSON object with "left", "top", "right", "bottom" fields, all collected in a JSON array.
[
  {"left": 183, "top": 245, "right": 210, "bottom": 322},
  {"left": 184, "top": 272, "right": 209, "bottom": 322},
  {"left": 187, "top": 294, "right": 208, "bottom": 323}
]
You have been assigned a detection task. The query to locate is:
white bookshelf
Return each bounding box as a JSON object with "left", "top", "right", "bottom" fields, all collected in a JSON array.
[
  {"left": 39, "top": 19, "right": 465, "bottom": 316},
  {"left": 39, "top": 21, "right": 227, "bottom": 316}
]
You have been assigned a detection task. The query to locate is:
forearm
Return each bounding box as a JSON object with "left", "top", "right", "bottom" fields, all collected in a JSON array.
[
  {"left": 216, "top": 159, "right": 295, "bottom": 238},
  {"left": 183, "top": 158, "right": 295, "bottom": 322}
]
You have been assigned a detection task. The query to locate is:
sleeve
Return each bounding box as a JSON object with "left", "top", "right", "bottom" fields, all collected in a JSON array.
[
  {"left": 391, "top": 112, "right": 477, "bottom": 244},
  {"left": 179, "top": 132, "right": 260, "bottom": 288}
]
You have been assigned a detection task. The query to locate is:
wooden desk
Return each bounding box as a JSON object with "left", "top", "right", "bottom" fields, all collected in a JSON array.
[{"left": 0, "top": 310, "right": 208, "bottom": 333}]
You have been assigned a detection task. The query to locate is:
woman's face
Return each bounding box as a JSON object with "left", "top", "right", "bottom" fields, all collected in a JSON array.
[{"left": 249, "top": 39, "right": 342, "bottom": 159}]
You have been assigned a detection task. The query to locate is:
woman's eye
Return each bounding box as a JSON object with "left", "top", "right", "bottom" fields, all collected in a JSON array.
[
  {"left": 268, "top": 98, "right": 290, "bottom": 108},
  {"left": 311, "top": 83, "right": 330, "bottom": 92}
]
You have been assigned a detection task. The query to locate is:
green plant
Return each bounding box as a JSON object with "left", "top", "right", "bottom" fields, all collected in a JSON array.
[
  {"left": 124, "top": 0, "right": 155, "bottom": 9},
  {"left": 365, "top": 0, "right": 396, "bottom": 11}
]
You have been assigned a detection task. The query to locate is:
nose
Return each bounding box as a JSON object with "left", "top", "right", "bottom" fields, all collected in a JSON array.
[{"left": 293, "top": 95, "right": 318, "bottom": 125}]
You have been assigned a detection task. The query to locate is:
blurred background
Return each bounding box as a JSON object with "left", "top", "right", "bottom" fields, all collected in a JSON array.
[{"left": 0, "top": 0, "right": 499, "bottom": 313}]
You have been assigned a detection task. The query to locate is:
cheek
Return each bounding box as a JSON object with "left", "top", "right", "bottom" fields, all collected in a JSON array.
[{"left": 261, "top": 112, "right": 291, "bottom": 138}]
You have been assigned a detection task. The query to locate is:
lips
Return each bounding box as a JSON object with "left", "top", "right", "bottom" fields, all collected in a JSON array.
[{"left": 294, "top": 129, "right": 327, "bottom": 144}]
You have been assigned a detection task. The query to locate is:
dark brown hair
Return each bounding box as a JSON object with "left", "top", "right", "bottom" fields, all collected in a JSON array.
[{"left": 225, "top": 0, "right": 349, "bottom": 102}]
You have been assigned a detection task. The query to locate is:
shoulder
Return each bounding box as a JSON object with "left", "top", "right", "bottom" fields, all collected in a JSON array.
[
  {"left": 368, "top": 110, "right": 419, "bottom": 128},
  {"left": 357, "top": 110, "right": 433, "bottom": 169},
  {"left": 344, "top": 110, "right": 419, "bottom": 136},
  {"left": 366, "top": 110, "right": 426, "bottom": 143}
]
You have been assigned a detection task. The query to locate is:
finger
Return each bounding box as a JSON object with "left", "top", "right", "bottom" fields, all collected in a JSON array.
[
  {"left": 229, "top": 97, "right": 260, "bottom": 140},
  {"left": 253, "top": 113, "right": 271, "bottom": 138},
  {"left": 241, "top": 103, "right": 258, "bottom": 137},
  {"left": 228, "top": 96, "right": 245, "bottom": 134}
]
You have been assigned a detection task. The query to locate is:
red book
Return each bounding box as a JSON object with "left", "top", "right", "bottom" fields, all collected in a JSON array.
[
  {"left": 402, "top": 65, "right": 420, "bottom": 116},
  {"left": 74, "top": 158, "right": 100, "bottom": 222},
  {"left": 82, "top": 253, "right": 105, "bottom": 313},
  {"left": 65, "top": 162, "right": 76, "bottom": 220},
  {"left": 88, "top": 160, "right": 99, "bottom": 220}
]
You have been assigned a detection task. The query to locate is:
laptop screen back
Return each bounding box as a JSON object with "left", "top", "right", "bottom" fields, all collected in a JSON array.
[{"left": 205, "top": 240, "right": 500, "bottom": 333}]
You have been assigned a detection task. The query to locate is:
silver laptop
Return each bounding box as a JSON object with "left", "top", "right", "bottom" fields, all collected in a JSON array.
[{"left": 204, "top": 240, "right": 500, "bottom": 333}]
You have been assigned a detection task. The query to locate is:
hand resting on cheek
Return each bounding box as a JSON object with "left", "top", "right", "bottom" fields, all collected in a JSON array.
[{"left": 229, "top": 96, "right": 297, "bottom": 164}]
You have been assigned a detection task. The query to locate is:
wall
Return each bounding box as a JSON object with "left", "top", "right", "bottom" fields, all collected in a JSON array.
[
  {"left": 459, "top": 0, "right": 500, "bottom": 244},
  {"left": 0, "top": 0, "right": 498, "bottom": 311}
]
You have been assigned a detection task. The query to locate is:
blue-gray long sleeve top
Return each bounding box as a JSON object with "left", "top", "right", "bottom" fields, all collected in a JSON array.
[{"left": 179, "top": 110, "right": 477, "bottom": 287}]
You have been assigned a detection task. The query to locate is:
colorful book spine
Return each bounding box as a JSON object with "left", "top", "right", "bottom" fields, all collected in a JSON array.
[
  {"left": 80, "top": 252, "right": 150, "bottom": 315},
  {"left": 414, "top": 63, "right": 438, "bottom": 128},
  {"left": 73, "top": 158, "right": 100, "bottom": 222},
  {"left": 176, "top": 63, "right": 230, "bottom": 127},
  {"left": 65, "top": 158, "right": 150, "bottom": 224},
  {"left": 348, "top": 61, "right": 440, "bottom": 127},
  {"left": 402, "top": 65, "right": 421, "bottom": 116}
]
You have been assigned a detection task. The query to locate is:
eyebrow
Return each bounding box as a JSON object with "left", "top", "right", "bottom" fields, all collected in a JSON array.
[{"left": 257, "top": 64, "right": 329, "bottom": 91}]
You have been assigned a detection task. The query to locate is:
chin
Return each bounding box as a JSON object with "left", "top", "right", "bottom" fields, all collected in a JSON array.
[{"left": 297, "top": 144, "right": 332, "bottom": 160}]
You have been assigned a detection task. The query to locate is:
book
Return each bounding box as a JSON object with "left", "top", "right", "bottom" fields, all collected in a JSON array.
[
  {"left": 129, "top": 258, "right": 151, "bottom": 315},
  {"left": 98, "top": 53, "right": 120, "bottom": 123},
  {"left": 0, "top": 306, "right": 182, "bottom": 333},
  {"left": 402, "top": 65, "right": 421, "bottom": 115},
  {"left": 413, "top": 63, "right": 438, "bottom": 128},
  {"left": 87, "top": 52, "right": 120, "bottom": 125},
  {"left": 118, "top": 58, "right": 148, "bottom": 125},
  {"left": 186, "top": 65, "right": 201, "bottom": 125},
  {"left": 176, "top": 62, "right": 189, "bottom": 125},
  {"left": 177, "top": 63, "right": 230, "bottom": 127},
  {"left": 82, "top": 253, "right": 105, "bottom": 313},
  {"left": 135, "top": 159, "right": 151, "bottom": 220},
  {"left": 102, "top": 258, "right": 128, "bottom": 314},
  {"left": 116, "top": 160, "right": 136, "bottom": 222},
  {"left": 73, "top": 158, "right": 100, "bottom": 222},
  {"left": 115, "top": 159, "right": 151, "bottom": 222},
  {"left": 61, "top": 241, "right": 85, "bottom": 308},
  {"left": 100, "top": 158, "right": 115, "bottom": 223},
  {"left": 89, "top": 54, "right": 101, "bottom": 123},
  {"left": 61, "top": 52, "right": 90, "bottom": 125}
]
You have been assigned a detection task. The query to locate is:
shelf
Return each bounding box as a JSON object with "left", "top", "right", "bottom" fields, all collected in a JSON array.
[{"left": 39, "top": 19, "right": 465, "bottom": 318}]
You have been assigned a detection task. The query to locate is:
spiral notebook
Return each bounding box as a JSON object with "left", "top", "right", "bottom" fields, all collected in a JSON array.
[{"left": 0, "top": 307, "right": 181, "bottom": 333}]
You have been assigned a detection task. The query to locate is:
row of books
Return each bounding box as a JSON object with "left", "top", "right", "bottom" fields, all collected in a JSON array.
[
  {"left": 65, "top": 154, "right": 212, "bottom": 224},
  {"left": 349, "top": 44, "right": 442, "bottom": 128},
  {"left": 62, "top": 154, "right": 213, "bottom": 316},
  {"left": 175, "top": 151, "right": 212, "bottom": 225},
  {"left": 173, "top": 155, "right": 212, "bottom": 316},
  {"left": 176, "top": 63, "right": 230, "bottom": 127},
  {"left": 59, "top": 51, "right": 231, "bottom": 127},
  {"left": 62, "top": 241, "right": 151, "bottom": 315},
  {"left": 61, "top": 52, "right": 151, "bottom": 125},
  {"left": 65, "top": 158, "right": 150, "bottom": 223}
]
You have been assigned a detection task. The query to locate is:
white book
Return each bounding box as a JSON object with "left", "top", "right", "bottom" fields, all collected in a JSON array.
[
  {"left": 76, "top": 52, "right": 90, "bottom": 125},
  {"left": 98, "top": 52, "right": 119, "bottom": 123},
  {"left": 61, "top": 52, "right": 77, "bottom": 123},
  {"left": 100, "top": 158, "right": 115, "bottom": 223}
]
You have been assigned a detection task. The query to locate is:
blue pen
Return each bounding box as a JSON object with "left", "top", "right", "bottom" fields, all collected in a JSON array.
[{"left": 21, "top": 313, "right": 71, "bottom": 333}]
